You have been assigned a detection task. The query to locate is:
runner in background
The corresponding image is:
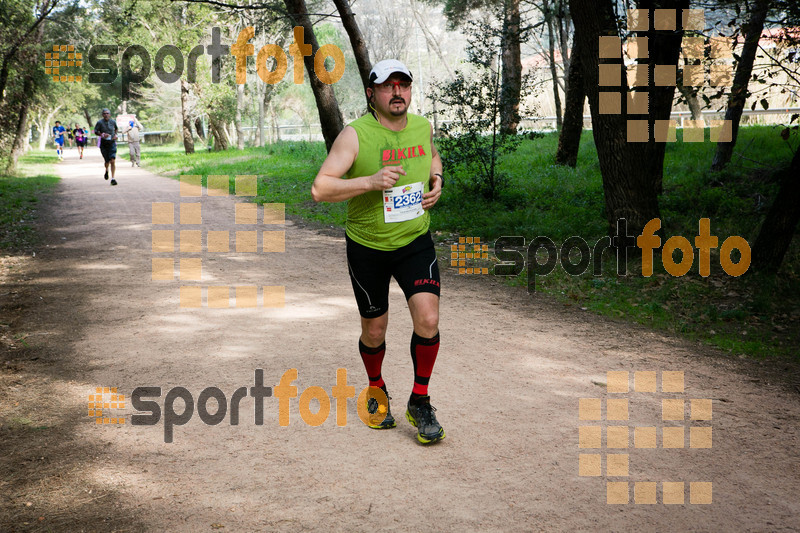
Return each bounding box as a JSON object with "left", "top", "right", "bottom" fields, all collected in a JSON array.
[
  {"left": 94, "top": 108, "right": 119, "bottom": 186},
  {"left": 52, "top": 121, "right": 66, "bottom": 161},
  {"left": 73, "top": 123, "right": 87, "bottom": 159}
]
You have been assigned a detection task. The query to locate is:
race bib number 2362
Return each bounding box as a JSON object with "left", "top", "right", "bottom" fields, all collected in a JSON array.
[{"left": 383, "top": 182, "right": 424, "bottom": 223}]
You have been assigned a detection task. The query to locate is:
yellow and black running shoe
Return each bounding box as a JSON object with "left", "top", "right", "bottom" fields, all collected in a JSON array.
[{"left": 405, "top": 396, "right": 445, "bottom": 445}]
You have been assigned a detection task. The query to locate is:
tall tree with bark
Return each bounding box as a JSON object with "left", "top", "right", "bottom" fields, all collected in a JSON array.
[
  {"left": 555, "top": 34, "right": 584, "bottom": 166},
  {"left": 283, "top": 0, "right": 344, "bottom": 151},
  {"left": 748, "top": 3, "right": 800, "bottom": 272},
  {"left": 178, "top": 3, "right": 206, "bottom": 154},
  {"left": 9, "top": 77, "right": 36, "bottom": 167},
  {"left": 570, "top": 0, "right": 688, "bottom": 236},
  {"left": 751, "top": 146, "right": 800, "bottom": 272},
  {"left": 537, "top": 0, "right": 564, "bottom": 130},
  {"left": 711, "top": 0, "right": 771, "bottom": 171},
  {"left": 500, "top": 0, "right": 522, "bottom": 133},
  {"left": 181, "top": 79, "right": 195, "bottom": 153}
]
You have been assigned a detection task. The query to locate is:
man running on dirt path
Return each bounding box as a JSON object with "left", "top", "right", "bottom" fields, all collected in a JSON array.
[
  {"left": 311, "top": 59, "right": 446, "bottom": 445},
  {"left": 73, "top": 123, "right": 87, "bottom": 159},
  {"left": 52, "top": 121, "right": 66, "bottom": 160},
  {"left": 94, "top": 108, "right": 119, "bottom": 186}
]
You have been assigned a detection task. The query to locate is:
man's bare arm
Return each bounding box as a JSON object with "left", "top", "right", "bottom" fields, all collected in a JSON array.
[{"left": 311, "top": 126, "right": 406, "bottom": 203}]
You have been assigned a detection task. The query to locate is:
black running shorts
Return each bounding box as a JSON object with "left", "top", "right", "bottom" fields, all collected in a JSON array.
[
  {"left": 346, "top": 231, "right": 441, "bottom": 318},
  {"left": 99, "top": 140, "right": 117, "bottom": 162}
]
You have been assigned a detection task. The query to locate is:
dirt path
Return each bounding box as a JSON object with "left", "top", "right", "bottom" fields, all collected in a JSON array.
[{"left": 1, "top": 147, "right": 799, "bottom": 532}]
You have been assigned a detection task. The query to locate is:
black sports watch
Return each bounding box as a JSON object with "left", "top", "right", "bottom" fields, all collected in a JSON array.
[{"left": 433, "top": 173, "right": 444, "bottom": 189}]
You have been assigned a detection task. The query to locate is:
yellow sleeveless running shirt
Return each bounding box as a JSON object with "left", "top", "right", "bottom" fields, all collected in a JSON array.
[{"left": 346, "top": 113, "right": 432, "bottom": 251}]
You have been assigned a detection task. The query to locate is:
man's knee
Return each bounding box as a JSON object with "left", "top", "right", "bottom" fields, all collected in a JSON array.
[
  {"left": 415, "top": 310, "right": 439, "bottom": 336},
  {"left": 362, "top": 318, "right": 388, "bottom": 345},
  {"left": 408, "top": 292, "right": 439, "bottom": 337}
]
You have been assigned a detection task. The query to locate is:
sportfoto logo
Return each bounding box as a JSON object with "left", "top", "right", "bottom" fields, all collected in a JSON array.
[
  {"left": 45, "top": 44, "right": 83, "bottom": 83},
  {"left": 121, "top": 369, "right": 389, "bottom": 443},
  {"left": 151, "top": 175, "right": 286, "bottom": 309},
  {"left": 86, "top": 26, "right": 345, "bottom": 98},
  {"left": 468, "top": 218, "right": 750, "bottom": 292},
  {"left": 579, "top": 370, "right": 713, "bottom": 505},
  {"left": 600, "top": 8, "right": 736, "bottom": 143}
]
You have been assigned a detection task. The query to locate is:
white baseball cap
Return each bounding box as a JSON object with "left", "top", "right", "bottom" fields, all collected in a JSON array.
[{"left": 369, "top": 59, "right": 413, "bottom": 85}]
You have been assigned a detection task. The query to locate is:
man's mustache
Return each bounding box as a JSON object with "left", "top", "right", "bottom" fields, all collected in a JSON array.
[{"left": 391, "top": 98, "right": 405, "bottom": 104}]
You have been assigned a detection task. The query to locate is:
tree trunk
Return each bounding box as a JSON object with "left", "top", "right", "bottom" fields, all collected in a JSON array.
[
  {"left": 677, "top": 82, "right": 702, "bottom": 120},
  {"left": 38, "top": 105, "right": 62, "bottom": 151},
  {"left": 570, "top": 0, "right": 687, "bottom": 236},
  {"left": 283, "top": 0, "right": 344, "bottom": 151},
  {"left": 258, "top": 100, "right": 265, "bottom": 147},
  {"left": 32, "top": 112, "right": 42, "bottom": 150},
  {"left": 557, "top": 0, "right": 571, "bottom": 88},
  {"left": 331, "top": 0, "right": 372, "bottom": 93},
  {"left": 751, "top": 148, "right": 800, "bottom": 273},
  {"left": 34, "top": 112, "right": 45, "bottom": 152},
  {"left": 499, "top": 0, "right": 522, "bottom": 135},
  {"left": 555, "top": 34, "right": 584, "bottom": 166},
  {"left": 83, "top": 109, "right": 92, "bottom": 129},
  {"left": 676, "top": 54, "right": 702, "bottom": 120},
  {"left": 209, "top": 116, "right": 228, "bottom": 151},
  {"left": 711, "top": 0, "right": 770, "bottom": 171},
  {"left": 225, "top": 122, "right": 233, "bottom": 147},
  {"left": 7, "top": 76, "right": 33, "bottom": 172},
  {"left": 638, "top": 0, "right": 689, "bottom": 196},
  {"left": 235, "top": 83, "right": 245, "bottom": 150},
  {"left": 194, "top": 117, "right": 206, "bottom": 142},
  {"left": 180, "top": 79, "right": 195, "bottom": 154},
  {"left": 260, "top": 76, "right": 278, "bottom": 143},
  {"left": 270, "top": 104, "right": 280, "bottom": 143},
  {"left": 544, "top": 0, "right": 563, "bottom": 130}
]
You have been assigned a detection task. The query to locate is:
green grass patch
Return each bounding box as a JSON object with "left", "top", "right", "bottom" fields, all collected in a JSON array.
[{"left": 0, "top": 151, "right": 59, "bottom": 250}]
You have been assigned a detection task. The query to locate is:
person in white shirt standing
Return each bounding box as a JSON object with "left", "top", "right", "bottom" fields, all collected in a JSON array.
[{"left": 123, "top": 118, "right": 143, "bottom": 167}]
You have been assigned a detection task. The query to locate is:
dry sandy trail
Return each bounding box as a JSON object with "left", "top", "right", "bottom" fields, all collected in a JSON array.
[{"left": 1, "top": 147, "right": 799, "bottom": 532}]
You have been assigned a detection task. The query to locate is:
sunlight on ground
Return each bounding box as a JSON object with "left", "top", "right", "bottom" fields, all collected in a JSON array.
[{"left": 76, "top": 263, "right": 132, "bottom": 271}]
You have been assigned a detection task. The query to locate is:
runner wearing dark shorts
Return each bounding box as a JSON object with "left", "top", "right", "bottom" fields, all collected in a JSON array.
[
  {"left": 94, "top": 108, "right": 118, "bottom": 185},
  {"left": 73, "top": 124, "right": 87, "bottom": 159},
  {"left": 312, "top": 59, "right": 446, "bottom": 445},
  {"left": 346, "top": 232, "right": 440, "bottom": 319}
]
